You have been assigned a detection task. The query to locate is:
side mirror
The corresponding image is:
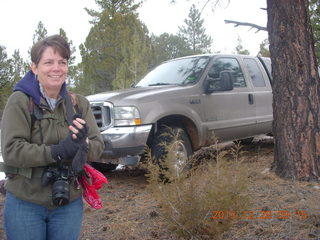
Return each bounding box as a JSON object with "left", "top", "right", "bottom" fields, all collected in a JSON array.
[
  {"left": 204, "top": 71, "right": 234, "bottom": 94},
  {"left": 219, "top": 71, "right": 234, "bottom": 91}
]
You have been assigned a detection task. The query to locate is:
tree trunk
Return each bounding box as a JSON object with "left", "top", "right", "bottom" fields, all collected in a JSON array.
[{"left": 267, "top": 0, "right": 320, "bottom": 180}]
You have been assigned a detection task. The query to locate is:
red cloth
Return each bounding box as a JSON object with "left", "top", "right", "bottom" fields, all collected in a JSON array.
[{"left": 79, "top": 164, "right": 108, "bottom": 209}]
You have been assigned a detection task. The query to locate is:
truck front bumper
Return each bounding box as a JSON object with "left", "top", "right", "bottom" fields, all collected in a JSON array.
[{"left": 99, "top": 124, "right": 152, "bottom": 164}]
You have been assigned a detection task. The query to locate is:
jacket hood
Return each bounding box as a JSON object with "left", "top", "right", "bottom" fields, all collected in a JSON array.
[{"left": 14, "top": 70, "right": 67, "bottom": 105}]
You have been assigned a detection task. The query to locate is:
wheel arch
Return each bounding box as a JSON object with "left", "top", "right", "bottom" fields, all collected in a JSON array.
[{"left": 146, "top": 114, "right": 200, "bottom": 151}]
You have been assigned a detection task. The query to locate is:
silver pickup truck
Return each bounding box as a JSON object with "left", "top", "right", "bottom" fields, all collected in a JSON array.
[{"left": 87, "top": 54, "right": 273, "bottom": 171}]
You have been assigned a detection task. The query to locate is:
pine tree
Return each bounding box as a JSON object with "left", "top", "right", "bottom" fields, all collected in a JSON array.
[
  {"left": 151, "top": 33, "right": 192, "bottom": 65},
  {"left": 32, "top": 21, "right": 48, "bottom": 44},
  {"left": 80, "top": 0, "right": 153, "bottom": 94},
  {"left": 27, "top": 21, "right": 48, "bottom": 63},
  {"left": 234, "top": 36, "right": 250, "bottom": 55},
  {"left": 178, "top": 4, "right": 212, "bottom": 54},
  {"left": 58, "top": 28, "right": 78, "bottom": 87},
  {"left": 258, "top": 39, "right": 270, "bottom": 57},
  {"left": 0, "top": 46, "right": 13, "bottom": 115},
  {"left": 268, "top": 0, "right": 320, "bottom": 180},
  {"left": 0, "top": 45, "right": 12, "bottom": 90},
  {"left": 10, "top": 50, "right": 25, "bottom": 86},
  {"left": 309, "top": 0, "right": 320, "bottom": 63}
]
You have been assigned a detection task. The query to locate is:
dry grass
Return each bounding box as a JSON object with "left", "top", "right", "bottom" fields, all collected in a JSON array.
[
  {"left": 222, "top": 137, "right": 320, "bottom": 240},
  {"left": 144, "top": 139, "right": 251, "bottom": 240},
  {"left": 143, "top": 136, "right": 320, "bottom": 240}
]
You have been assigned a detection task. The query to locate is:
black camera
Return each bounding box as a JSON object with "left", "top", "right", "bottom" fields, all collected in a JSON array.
[{"left": 41, "top": 165, "right": 73, "bottom": 207}]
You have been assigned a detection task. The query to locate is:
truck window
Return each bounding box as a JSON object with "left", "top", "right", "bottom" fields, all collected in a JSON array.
[
  {"left": 258, "top": 57, "right": 272, "bottom": 84},
  {"left": 244, "top": 58, "right": 266, "bottom": 87},
  {"left": 209, "top": 58, "right": 246, "bottom": 88},
  {"left": 135, "top": 56, "right": 210, "bottom": 87}
]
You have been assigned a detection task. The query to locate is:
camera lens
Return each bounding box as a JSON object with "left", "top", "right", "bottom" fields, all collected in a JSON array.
[{"left": 52, "top": 180, "right": 70, "bottom": 206}]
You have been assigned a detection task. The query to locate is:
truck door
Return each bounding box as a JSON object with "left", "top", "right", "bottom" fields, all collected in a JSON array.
[
  {"left": 202, "top": 56, "right": 256, "bottom": 141},
  {"left": 243, "top": 57, "right": 273, "bottom": 135}
]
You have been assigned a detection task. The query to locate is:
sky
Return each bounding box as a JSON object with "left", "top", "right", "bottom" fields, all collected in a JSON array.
[{"left": 0, "top": 0, "right": 268, "bottom": 63}]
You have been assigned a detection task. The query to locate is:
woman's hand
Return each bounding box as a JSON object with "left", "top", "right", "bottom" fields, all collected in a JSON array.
[
  {"left": 69, "top": 117, "right": 89, "bottom": 173},
  {"left": 69, "top": 118, "right": 89, "bottom": 143}
]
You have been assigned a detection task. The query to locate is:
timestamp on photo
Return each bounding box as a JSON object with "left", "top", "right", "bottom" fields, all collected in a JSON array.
[{"left": 210, "top": 209, "right": 309, "bottom": 220}]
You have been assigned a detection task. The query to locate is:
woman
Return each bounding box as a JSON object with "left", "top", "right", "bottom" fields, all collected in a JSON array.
[{"left": 0, "top": 35, "right": 104, "bottom": 240}]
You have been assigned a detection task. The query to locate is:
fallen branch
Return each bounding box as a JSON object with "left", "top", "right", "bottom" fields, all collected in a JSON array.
[{"left": 224, "top": 20, "right": 267, "bottom": 32}]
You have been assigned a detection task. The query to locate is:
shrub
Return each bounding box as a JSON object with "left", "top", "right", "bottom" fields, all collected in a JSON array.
[{"left": 144, "top": 141, "right": 250, "bottom": 239}]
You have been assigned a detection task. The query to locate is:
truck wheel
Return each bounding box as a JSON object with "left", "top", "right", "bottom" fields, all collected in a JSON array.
[
  {"left": 151, "top": 126, "right": 193, "bottom": 176},
  {"left": 91, "top": 162, "right": 118, "bottom": 172}
]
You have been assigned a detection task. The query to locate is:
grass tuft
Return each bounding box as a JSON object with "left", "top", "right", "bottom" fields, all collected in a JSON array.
[{"left": 143, "top": 138, "right": 251, "bottom": 239}]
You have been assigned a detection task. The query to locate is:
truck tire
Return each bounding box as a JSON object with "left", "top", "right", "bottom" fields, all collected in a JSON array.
[
  {"left": 91, "top": 162, "right": 118, "bottom": 172},
  {"left": 151, "top": 126, "right": 193, "bottom": 176}
]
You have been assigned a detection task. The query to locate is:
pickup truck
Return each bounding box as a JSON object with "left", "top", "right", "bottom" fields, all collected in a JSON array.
[{"left": 87, "top": 54, "right": 273, "bottom": 172}]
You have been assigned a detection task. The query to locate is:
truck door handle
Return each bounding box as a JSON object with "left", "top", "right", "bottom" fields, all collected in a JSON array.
[{"left": 248, "top": 94, "right": 254, "bottom": 104}]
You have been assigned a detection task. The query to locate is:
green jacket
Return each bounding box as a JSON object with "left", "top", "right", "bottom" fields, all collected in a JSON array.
[{"left": 0, "top": 91, "right": 104, "bottom": 209}]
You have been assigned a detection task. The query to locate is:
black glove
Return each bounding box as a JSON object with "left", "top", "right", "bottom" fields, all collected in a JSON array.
[
  {"left": 72, "top": 114, "right": 89, "bottom": 143},
  {"left": 70, "top": 113, "right": 89, "bottom": 173},
  {"left": 51, "top": 134, "right": 80, "bottom": 161},
  {"left": 72, "top": 141, "right": 89, "bottom": 174}
]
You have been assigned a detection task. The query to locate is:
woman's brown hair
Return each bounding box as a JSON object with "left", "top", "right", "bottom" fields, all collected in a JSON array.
[{"left": 31, "top": 35, "right": 70, "bottom": 65}]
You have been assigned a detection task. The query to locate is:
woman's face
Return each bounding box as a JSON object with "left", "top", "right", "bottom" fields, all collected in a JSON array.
[{"left": 31, "top": 46, "right": 68, "bottom": 98}]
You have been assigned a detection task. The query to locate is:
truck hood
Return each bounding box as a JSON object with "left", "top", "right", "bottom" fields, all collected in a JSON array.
[{"left": 86, "top": 85, "right": 190, "bottom": 105}]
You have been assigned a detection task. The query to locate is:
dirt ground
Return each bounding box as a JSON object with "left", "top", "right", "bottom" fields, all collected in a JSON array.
[{"left": 1, "top": 137, "right": 320, "bottom": 240}]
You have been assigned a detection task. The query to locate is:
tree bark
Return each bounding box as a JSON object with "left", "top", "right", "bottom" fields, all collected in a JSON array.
[{"left": 267, "top": 0, "right": 320, "bottom": 180}]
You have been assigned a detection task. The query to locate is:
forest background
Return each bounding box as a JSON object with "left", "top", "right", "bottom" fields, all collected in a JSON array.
[{"left": 0, "top": 0, "right": 319, "bottom": 117}]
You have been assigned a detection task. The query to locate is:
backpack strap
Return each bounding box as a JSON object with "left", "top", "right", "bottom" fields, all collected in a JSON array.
[
  {"left": 28, "top": 97, "right": 44, "bottom": 143},
  {"left": 29, "top": 97, "right": 38, "bottom": 129},
  {"left": 68, "top": 92, "right": 78, "bottom": 105},
  {"left": 69, "top": 92, "right": 81, "bottom": 115},
  {"left": 28, "top": 97, "right": 44, "bottom": 126},
  {"left": 65, "top": 92, "right": 81, "bottom": 125}
]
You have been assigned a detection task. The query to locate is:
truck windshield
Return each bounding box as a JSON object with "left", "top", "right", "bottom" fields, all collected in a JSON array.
[{"left": 135, "top": 56, "right": 210, "bottom": 87}]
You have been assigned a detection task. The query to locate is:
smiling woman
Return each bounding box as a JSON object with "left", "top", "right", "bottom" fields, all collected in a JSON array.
[{"left": 0, "top": 35, "right": 105, "bottom": 240}]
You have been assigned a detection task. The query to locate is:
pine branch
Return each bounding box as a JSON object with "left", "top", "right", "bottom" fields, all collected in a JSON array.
[{"left": 224, "top": 20, "right": 267, "bottom": 32}]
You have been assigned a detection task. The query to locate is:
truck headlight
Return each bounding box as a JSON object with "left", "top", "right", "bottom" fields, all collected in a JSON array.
[{"left": 114, "top": 106, "right": 142, "bottom": 126}]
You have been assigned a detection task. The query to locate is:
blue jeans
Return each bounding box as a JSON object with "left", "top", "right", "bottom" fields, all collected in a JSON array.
[{"left": 4, "top": 192, "right": 83, "bottom": 240}]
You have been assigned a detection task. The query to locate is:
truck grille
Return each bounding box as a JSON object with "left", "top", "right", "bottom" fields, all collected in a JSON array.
[{"left": 90, "top": 102, "right": 113, "bottom": 130}]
